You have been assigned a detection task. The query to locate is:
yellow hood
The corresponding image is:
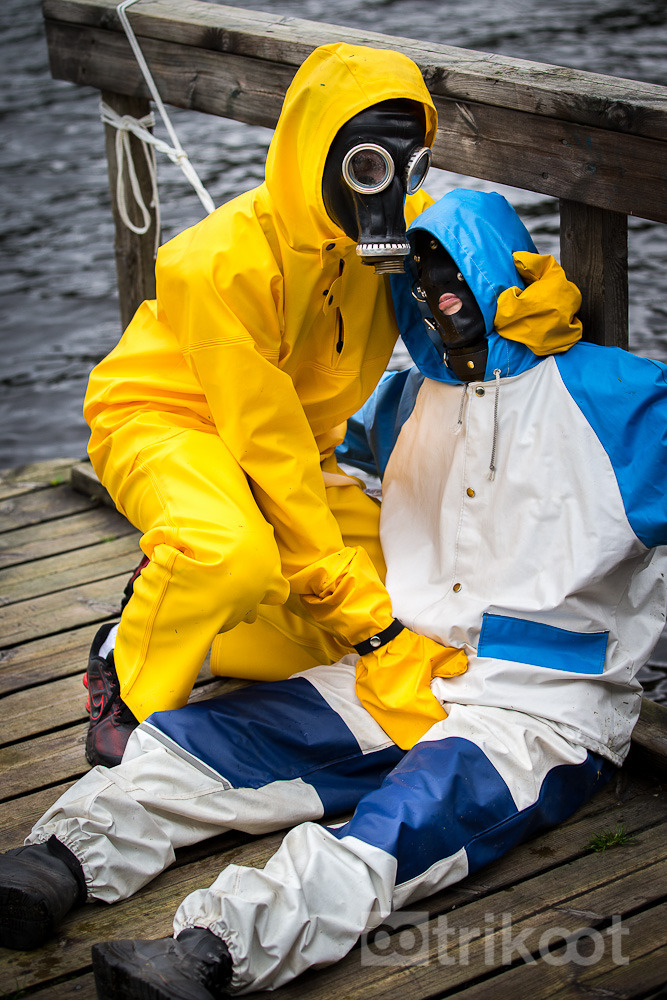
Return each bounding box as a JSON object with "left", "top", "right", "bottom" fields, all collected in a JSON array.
[{"left": 265, "top": 42, "right": 438, "bottom": 249}]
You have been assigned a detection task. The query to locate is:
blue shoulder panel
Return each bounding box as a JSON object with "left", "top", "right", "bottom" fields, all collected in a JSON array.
[
  {"left": 337, "top": 367, "right": 424, "bottom": 478},
  {"left": 555, "top": 343, "right": 667, "bottom": 549}
]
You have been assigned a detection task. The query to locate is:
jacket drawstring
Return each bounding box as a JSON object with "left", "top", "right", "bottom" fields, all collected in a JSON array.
[
  {"left": 488, "top": 368, "right": 501, "bottom": 480},
  {"left": 454, "top": 383, "right": 467, "bottom": 434}
]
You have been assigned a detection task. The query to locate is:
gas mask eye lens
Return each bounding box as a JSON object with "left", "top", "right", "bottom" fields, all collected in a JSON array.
[
  {"left": 342, "top": 144, "right": 395, "bottom": 194},
  {"left": 404, "top": 147, "right": 432, "bottom": 195}
]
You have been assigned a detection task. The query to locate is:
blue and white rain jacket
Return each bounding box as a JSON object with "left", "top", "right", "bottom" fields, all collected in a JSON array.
[{"left": 340, "top": 190, "right": 667, "bottom": 765}]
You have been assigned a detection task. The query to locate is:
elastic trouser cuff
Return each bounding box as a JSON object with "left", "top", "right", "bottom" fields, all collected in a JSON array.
[{"left": 46, "top": 834, "right": 88, "bottom": 906}]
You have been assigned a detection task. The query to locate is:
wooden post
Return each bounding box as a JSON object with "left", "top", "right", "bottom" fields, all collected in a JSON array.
[
  {"left": 559, "top": 201, "right": 629, "bottom": 350},
  {"left": 102, "top": 90, "right": 159, "bottom": 331}
]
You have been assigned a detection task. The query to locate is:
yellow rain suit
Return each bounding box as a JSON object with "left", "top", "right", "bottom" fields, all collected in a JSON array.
[{"left": 84, "top": 42, "right": 468, "bottom": 749}]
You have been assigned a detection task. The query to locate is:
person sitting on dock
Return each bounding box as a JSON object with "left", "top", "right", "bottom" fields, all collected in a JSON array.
[
  {"left": 79, "top": 39, "right": 475, "bottom": 771},
  {"left": 2, "top": 188, "right": 664, "bottom": 999}
]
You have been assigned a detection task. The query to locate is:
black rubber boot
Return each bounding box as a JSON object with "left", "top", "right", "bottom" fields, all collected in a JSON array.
[
  {"left": 0, "top": 836, "right": 87, "bottom": 949},
  {"left": 92, "top": 927, "right": 233, "bottom": 1000}
]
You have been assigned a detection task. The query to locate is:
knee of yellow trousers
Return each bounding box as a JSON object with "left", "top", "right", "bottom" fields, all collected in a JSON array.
[
  {"left": 142, "top": 520, "right": 289, "bottom": 620},
  {"left": 115, "top": 531, "right": 288, "bottom": 715}
]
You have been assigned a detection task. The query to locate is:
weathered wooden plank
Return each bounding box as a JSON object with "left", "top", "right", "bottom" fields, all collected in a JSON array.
[
  {"left": 41, "top": 0, "right": 667, "bottom": 140},
  {"left": 431, "top": 98, "right": 667, "bottom": 224},
  {"left": 41, "top": 20, "right": 667, "bottom": 224},
  {"left": 44, "top": 20, "right": 294, "bottom": 127},
  {"left": 560, "top": 201, "right": 629, "bottom": 349},
  {"left": 0, "top": 757, "right": 663, "bottom": 995},
  {"left": 0, "top": 622, "right": 210, "bottom": 697},
  {"left": 102, "top": 90, "right": 158, "bottom": 330},
  {"left": 0, "top": 724, "right": 89, "bottom": 802},
  {"left": 0, "top": 575, "right": 126, "bottom": 647},
  {"left": 18, "top": 972, "right": 97, "bottom": 999},
  {"left": 0, "top": 674, "right": 245, "bottom": 797},
  {"left": 0, "top": 671, "right": 243, "bottom": 745},
  {"left": 0, "top": 484, "right": 99, "bottom": 534},
  {"left": 69, "top": 460, "right": 115, "bottom": 507},
  {"left": 0, "top": 675, "right": 89, "bottom": 745},
  {"left": 631, "top": 696, "right": 667, "bottom": 773},
  {"left": 30, "top": 903, "right": 666, "bottom": 1000},
  {"left": 1, "top": 751, "right": 663, "bottom": 992},
  {"left": 0, "top": 459, "right": 80, "bottom": 502},
  {"left": 441, "top": 858, "right": 667, "bottom": 993},
  {"left": 0, "top": 534, "right": 139, "bottom": 607},
  {"left": 0, "top": 505, "right": 137, "bottom": 571},
  {"left": 465, "top": 852, "right": 667, "bottom": 976},
  {"left": 448, "top": 903, "right": 667, "bottom": 1000},
  {"left": 0, "top": 781, "right": 78, "bottom": 852},
  {"left": 0, "top": 624, "right": 103, "bottom": 695}
]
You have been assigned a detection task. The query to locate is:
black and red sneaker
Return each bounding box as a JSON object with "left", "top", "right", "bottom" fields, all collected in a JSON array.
[
  {"left": 84, "top": 623, "right": 138, "bottom": 768},
  {"left": 120, "top": 554, "right": 150, "bottom": 612}
]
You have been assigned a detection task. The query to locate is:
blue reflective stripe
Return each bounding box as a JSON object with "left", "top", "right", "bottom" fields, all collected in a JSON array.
[
  {"left": 330, "top": 737, "right": 614, "bottom": 885},
  {"left": 478, "top": 613, "right": 609, "bottom": 675},
  {"left": 556, "top": 342, "right": 667, "bottom": 549},
  {"left": 146, "top": 677, "right": 404, "bottom": 813}
]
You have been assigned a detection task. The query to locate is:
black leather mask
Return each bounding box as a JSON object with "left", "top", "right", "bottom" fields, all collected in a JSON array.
[
  {"left": 413, "top": 231, "right": 488, "bottom": 381},
  {"left": 322, "top": 100, "right": 430, "bottom": 274}
]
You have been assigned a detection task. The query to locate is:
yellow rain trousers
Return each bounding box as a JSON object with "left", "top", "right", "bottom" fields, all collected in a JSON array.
[{"left": 85, "top": 42, "right": 468, "bottom": 749}]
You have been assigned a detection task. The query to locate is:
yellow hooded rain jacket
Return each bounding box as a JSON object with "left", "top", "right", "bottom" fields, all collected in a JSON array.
[{"left": 84, "top": 43, "right": 469, "bottom": 748}]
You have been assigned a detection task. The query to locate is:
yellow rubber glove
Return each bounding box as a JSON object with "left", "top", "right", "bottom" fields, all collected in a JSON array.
[
  {"left": 294, "top": 545, "right": 467, "bottom": 748},
  {"left": 355, "top": 629, "right": 468, "bottom": 749}
]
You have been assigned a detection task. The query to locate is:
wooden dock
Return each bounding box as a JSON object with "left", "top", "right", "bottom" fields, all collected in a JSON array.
[{"left": 1, "top": 459, "right": 666, "bottom": 999}]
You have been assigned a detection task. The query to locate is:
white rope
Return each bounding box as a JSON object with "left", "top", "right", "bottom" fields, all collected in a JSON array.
[
  {"left": 102, "top": 0, "right": 216, "bottom": 247},
  {"left": 100, "top": 104, "right": 161, "bottom": 256}
]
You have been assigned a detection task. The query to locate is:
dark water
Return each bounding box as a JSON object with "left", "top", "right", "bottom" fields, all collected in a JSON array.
[
  {"left": 2, "top": 1, "right": 667, "bottom": 699},
  {"left": 2, "top": 0, "right": 666, "bottom": 467}
]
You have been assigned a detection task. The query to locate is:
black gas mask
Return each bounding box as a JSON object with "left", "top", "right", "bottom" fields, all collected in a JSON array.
[
  {"left": 413, "top": 231, "right": 488, "bottom": 381},
  {"left": 322, "top": 99, "right": 431, "bottom": 274}
]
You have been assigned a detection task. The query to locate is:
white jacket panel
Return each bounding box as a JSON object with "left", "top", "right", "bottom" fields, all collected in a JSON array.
[{"left": 380, "top": 358, "right": 667, "bottom": 763}]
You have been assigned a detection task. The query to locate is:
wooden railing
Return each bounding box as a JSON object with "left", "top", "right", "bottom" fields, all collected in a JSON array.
[{"left": 41, "top": 0, "right": 667, "bottom": 345}]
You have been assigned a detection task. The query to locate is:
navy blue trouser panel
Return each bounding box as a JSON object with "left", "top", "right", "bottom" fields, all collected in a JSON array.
[
  {"left": 147, "top": 676, "right": 405, "bottom": 816},
  {"left": 330, "top": 736, "right": 616, "bottom": 885}
]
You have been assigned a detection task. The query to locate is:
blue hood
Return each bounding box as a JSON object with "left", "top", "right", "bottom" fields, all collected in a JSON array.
[{"left": 391, "top": 189, "right": 540, "bottom": 383}]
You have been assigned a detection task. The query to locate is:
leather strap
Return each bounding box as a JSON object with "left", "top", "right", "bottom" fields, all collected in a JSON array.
[{"left": 353, "top": 619, "right": 405, "bottom": 657}]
